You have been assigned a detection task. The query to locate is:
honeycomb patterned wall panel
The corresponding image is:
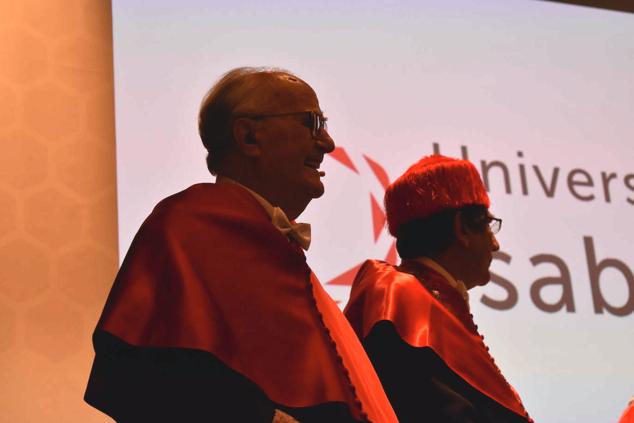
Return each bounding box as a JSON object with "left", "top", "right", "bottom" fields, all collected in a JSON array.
[
  {"left": 24, "top": 297, "right": 85, "bottom": 360},
  {"left": 54, "top": 36, "right": 113, "bottom": 94},
  {"left": 0, "top": 189, "right": 18, "bottom": 239},
  {"left": 58, "top": 244, "right": 117, "bottom": 308},
  {"left": 0, "top": 81, "right": 18, "bottom": 128},
  {"left": 0, "top": 0, "right": 118, "bottom": 421},
  {"left": 55, "top": 140, "right": 115, "bottom": 198},
  {"left": 0, "top": 299, "right": 17, "bottom": 352},
  {"left": 21, "top": 0, "right": 81, "bottom": 39},
  {"left": 0, "top": 27, "right": 48, "bottom": 85},
  {"left": 0, "top": 0, "right": 17, "bottom": 26},
  {"left": 87, "top": 189, "right": 118, "bottom": 251},
  {"left": 24, "top": 83, "right": 82, "bottom": 143},
  {"left": 85, "top": 90, "right": 116, "bottom": 143},
  {"left": 0, "top": 129, "right": 49, "bottom": 189},
  {"left": 0, "top": 238, "right": 51, "bottom": 302},
  {"left": 23, "top": 186, "right": 85, "bottom": 249}
]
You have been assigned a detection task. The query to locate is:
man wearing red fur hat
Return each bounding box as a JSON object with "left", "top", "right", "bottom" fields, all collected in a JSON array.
[
  {"left": 85, "top": 67, "right": 397, "bottom": 423},
  {"left": 345, "top": 155, "right": 532, "bottom": 422}
]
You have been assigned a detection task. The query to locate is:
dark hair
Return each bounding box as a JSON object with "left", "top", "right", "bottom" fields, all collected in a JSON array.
[
  {"left": 396, "top": 205, "right": 489, "bottom": 259},
  {"left": 197, "top": 66, "right": 300, "bottom": 175}
]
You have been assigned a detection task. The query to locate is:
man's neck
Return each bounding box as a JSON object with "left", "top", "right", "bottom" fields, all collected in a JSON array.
[
  {"left": 413, "top": 257, "right": 469, "bottom": 302},
  {"left": 428, "top": 251, "right": 473, "bottom": 290},
  {"left": 216, "top": 175, "right": 275, "bottom": 215},
  {"left": 216, "top": 175, "right": 312, "bottom": 250},
  {"left": 216, "top": 174, "right": 305, "bottom": 220}
]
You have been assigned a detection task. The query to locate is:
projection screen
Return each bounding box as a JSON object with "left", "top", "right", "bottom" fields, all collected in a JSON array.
[{"left": 112, "top": 1, "right": 634, "bottom": 421}]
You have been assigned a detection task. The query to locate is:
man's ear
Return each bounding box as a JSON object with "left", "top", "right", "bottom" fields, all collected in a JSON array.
[
  {"left": 232, "top": 118, "right": 261, "bottom": 157},
  {"left": 453, "top": 211, "right": 470, "bottom": 247}
]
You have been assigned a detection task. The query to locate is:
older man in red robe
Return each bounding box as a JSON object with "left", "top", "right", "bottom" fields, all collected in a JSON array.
[{"left": 85, "top": 67, "right": 397, "bottom": 423}]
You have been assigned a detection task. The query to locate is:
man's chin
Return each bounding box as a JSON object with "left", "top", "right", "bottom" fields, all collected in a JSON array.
[
  {"left": 470, "top": 271, "right": 491, "bottom": 288},
  {"left": 311, "top": 186, "right": 325, "bottom": 199},
  {"left": 306, "top": 178, "right": 325, "bottom": 199},
  {"left": 302, "top": 166, "right": 326, "bottom": 196},
  {"left": 290, "top": 181, "right": 324, "bottom": 215}
]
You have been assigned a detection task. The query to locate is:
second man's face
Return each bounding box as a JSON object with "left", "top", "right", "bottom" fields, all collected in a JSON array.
[{"left": 465, "top": 212, "right": 500, "bottom": 288}]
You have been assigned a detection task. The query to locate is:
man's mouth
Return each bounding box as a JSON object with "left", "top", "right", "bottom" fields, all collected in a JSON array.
[
  {"left": 305, "top": 159, "right": 321, "bottom": 169},
  {"left": 305, "top": 159, "right": 325, "bottom": 176}
]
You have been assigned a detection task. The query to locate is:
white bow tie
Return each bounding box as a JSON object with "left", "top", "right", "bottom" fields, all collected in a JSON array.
[{"left": 271, "top": 207, "right": 312, "bottom": 250}]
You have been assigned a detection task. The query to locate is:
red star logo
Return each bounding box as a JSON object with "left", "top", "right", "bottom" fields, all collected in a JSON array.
[{"left": 325, "top": 147, "right": 397, "bottom": 287}]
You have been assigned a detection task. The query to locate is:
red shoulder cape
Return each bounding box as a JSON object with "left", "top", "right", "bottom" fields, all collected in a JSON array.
[
  {"left": 344, "top": 259, "right": 530, "bottom": 421},
  {"left": 97, "top": 184, "right": 396, "bottom": 423},
  {"left": 620, "top": 401, "right": 634, "bottom": 423}
]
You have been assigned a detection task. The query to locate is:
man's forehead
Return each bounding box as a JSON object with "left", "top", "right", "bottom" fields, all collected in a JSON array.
[
  {"left": 236, "top": 74, "right": 319, "bottom": 114},
  {"left": 262, "top": 76, "right": 318, "bottom": 111}
]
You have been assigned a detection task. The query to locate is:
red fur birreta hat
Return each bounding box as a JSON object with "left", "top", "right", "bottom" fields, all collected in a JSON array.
[{"left": 385, "top": 154, "right": 490, "bottom": 236}]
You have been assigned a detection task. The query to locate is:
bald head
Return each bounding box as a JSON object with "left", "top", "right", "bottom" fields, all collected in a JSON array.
[{"left": 198, "top": 67, "right": 315, "bottom": 175}]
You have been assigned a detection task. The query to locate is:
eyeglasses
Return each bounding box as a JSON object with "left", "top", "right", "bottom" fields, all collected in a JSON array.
[
  {"left": 238, "top": 110, "right": 328, "bottom": 137},
  {"left": 488, "top": 217, "right": 502, "bottom": 234}
]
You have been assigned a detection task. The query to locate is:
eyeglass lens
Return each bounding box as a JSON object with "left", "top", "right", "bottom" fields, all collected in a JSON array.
[
  {"left": 311, "top": 112, "right": 327, "bottom": 136},
  {"left": 489, "top": 218, "right": 501, "bottom": 234}
]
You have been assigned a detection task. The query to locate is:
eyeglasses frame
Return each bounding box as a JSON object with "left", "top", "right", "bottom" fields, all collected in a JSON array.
[{"left": 235, "top": 110, "right": 327, "bottom": 138}]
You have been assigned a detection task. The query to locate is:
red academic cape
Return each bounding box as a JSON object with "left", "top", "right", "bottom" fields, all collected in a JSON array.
[
  {"left": 620, "top": 401, "right": 634, "bottom": 423},
  {"left": 345, "top": 259, "right": 531, "bottom": 421},
  {"left": 92, "top": 183, "right": 396, "bottom": 422}
]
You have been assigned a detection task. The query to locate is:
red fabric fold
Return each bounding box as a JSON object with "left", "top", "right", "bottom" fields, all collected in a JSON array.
[
  {"left": 97, "top": 183, "right": 396, "bottom": 423},
  {"left": 620, "top": 401, "right": 634, "bottom": 423},
  {"left": 345, "top": 259, "right": 530, "bottom": 420}
]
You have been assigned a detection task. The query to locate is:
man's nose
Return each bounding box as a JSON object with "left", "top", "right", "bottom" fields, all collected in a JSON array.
[
  {"left": 316, "top": 130, "right": 335, "bottom": 153},
  {"left": 491, "top": 234, "right": 500, "bottom": 252}
]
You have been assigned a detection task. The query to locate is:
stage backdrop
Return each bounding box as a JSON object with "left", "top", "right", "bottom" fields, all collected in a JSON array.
[{"left": 113, "top": 1, "right": 633, "bottom": 422}]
